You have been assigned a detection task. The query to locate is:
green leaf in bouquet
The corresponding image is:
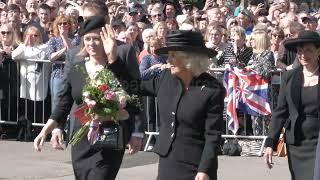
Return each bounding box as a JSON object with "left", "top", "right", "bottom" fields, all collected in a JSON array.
[
  {"left": 103, "top": 107, "right": 112, "bottom": 114},
  {"left": 69, "top": 125, "right": 89, "bottom": 145}
]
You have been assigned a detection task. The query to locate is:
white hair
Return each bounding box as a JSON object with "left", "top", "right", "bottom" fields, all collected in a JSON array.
[
  {"left": 175, "top": 51, "right": 210, "bottom": 76},
  {"left": 179, "top": 23, "right": 195, "bottom": 31},
  {"left": 142, "top": 28, "right": 155, "bottom": 42},
  {"left": 66, "top": 5, "right": 80, "bottom": 17}
]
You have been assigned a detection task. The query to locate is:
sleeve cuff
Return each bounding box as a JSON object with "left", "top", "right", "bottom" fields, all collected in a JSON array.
[
  {"left": 51, "top": 128, "right": 63, "bottom": 135},
  {"left": 131, "top": 132, "right": 144, "bottom": 138},
  {"left": 265, "top": 137, "right": 277, "bottom": 150}
]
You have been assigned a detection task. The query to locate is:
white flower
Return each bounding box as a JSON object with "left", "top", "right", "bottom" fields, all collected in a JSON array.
[
  {"left": 96, "top": 80, "right": 102, "bottom": 86},
  {"left": 118, "top": 95, "right": 127, "bottom": 108},
  {"left": 83, "top": 91, "right": 90, "bottom": 97},
  {"left": 84, "top": 98, "right": 91, "bottom": 103}
]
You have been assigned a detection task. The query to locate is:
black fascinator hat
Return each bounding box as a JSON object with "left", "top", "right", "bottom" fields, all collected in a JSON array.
[
  {"left": 79, "top": 16, "right": 106, "bottom": 37},
  {"left": 155, "top": 30, "right": 217, "bottom": 57}
]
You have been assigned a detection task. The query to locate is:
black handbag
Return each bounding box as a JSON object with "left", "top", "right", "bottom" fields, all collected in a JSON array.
[{"left": 91, "top": 122, "right": 125, "bottom": 150}]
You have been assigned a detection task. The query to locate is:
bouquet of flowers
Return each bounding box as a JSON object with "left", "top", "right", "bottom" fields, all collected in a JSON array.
[{"left": 69, "top": 68, "right": 140, "bottom": 145}]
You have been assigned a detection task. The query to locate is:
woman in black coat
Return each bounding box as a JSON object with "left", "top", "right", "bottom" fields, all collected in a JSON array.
[
  {"left": 264, "top": 30, "right": 320, "bottom": 180},
  {"left": 105, "top": 29, "right": 225, "bottom": 180},
  {"left": 33, "top": 16, "right": 143, "bottom": 180}
]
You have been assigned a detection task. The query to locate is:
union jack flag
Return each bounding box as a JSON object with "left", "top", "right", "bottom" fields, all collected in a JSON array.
[{"left": 223, "top": 65, "right": 272, "bottom": 134}]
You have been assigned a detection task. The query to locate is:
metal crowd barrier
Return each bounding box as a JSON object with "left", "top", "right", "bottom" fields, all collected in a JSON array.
[
  {"left": 0, "top": 59, "right": 64, "bottom": 129},
  {"left": 0, "top": 58, "right": 284, "bottom": 155},
  {"left": 143, "top": 67, "right": 284, "bottom": 156}
]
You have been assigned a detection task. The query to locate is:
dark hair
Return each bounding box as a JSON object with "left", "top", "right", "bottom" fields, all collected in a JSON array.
[
  {"left": 249, "top": 0, "right": 264, "bottom": 6},
  {"left": 8, "top": 4, "right": 20, "bottom": 13},
  {"left": 38, "top": 3, "right": 51, "bottom": 11},
  {"left": 82, "top": 1, "right": 108, "bottom": 17}
]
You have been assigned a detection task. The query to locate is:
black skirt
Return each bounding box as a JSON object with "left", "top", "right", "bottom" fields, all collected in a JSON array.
[
  {"left": 71, "top": 134, "right": 125, "bottom": 180},
  {"left": 70, "top": 121, "right": 126, "bottom": 180},
  {"left": 157, "top": 150, "right": 217, "bottom": 180},
  {"left": 287, "top": 139, "right": 317, "bottom": 180},
  {"left": 157, "top": 153, "right": 198, "bottom": 180}
]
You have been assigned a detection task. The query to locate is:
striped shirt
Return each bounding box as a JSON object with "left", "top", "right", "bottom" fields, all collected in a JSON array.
[{"left": 217, "top": 44, "right": 253, "bottom": 68}]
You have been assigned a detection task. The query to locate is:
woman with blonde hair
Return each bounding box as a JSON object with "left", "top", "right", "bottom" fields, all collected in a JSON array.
[
  {"left": 246, "top": 30, "right": 275, "bottom": 136},
  {"left": 0, "top": 23, "right": 19, "bottom": 56},
  {"left": 153, "top": 21, "right": 168, "bottom": 47},
  {"left": 46, "top": 15, "right": 80, "bottom": 112},
  {"left": 246, "top": 30, "right": 275, "bottom": 77},
  {"left": 12, "top": 26, "right": 51, "bottom": 126},
  {"left": 0, "top": 23, "right": 20, "bottom": 126}
]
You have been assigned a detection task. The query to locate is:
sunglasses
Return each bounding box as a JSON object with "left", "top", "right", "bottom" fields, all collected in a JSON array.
[
  {"left": 272, "top": 34, "right": 284, "bottom": 39},
  {"left": 58, "top": 22, "right": 68, "bottom": 26},
  {"left": 152, "top": 14, "right": 162, "bottom": 18},
  {"left": 27, "top": 34, "right": 39, "bottom": 37},
  {"left": 1, "top": 31, "right": 11, "bottom": 35},
  {"left": 230, "top": 21, "right": 238, "bottom": 25}
]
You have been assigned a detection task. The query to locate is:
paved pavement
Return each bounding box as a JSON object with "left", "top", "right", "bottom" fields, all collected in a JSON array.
[{"left": 0, "top": 141, "right": 290, "bottom": 180}]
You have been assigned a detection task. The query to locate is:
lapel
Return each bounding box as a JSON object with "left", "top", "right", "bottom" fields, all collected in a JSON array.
[
  {"left": 170, "top": 75, "right": 184, "bottom": 115},
  {"left": 290, "top": 66, "right": 302, "bottom": 113},
  {"left": 69, "top": 61, "right": 88, "bottom": 104}
]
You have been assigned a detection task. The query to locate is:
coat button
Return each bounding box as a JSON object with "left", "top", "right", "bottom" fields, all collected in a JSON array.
[
  {"left": 171, "top": 112, "right": 175, "bottom": 116},
  {"left": 171, "top": 133, "right": 174, "bottom": 138},
  {"left": 171, "top": 122, "right": 174, "bottom": 127}
]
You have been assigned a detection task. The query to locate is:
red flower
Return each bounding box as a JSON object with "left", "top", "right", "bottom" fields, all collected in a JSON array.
[{"left": 99, "top": 84, "right": 109, "bottom": 92}]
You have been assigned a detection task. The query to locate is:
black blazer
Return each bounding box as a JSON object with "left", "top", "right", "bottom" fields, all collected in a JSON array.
[
  {"left": 265, "top": 66, "right": 320, "bottom": 149},
  {"left": 51, "top": 43, "right": 144, "bottom": 142},
  {"left": 108, "top": 60, "right": 225, "bottom": 176}
]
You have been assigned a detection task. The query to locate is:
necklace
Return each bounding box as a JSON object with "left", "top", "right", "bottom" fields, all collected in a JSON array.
[{"left": 304, "top": 66, "right": 319, "bottom": 77}]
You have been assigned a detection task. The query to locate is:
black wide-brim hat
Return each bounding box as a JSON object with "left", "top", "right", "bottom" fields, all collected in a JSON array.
[
  {"left": 155, "top": 30, "right": 217, "bottom": 57},
  {"left": 284, "top": 30, "right": 320, "bottom": 51},
  {"left": 79, "top": 16, "right": 106, "bottom": 37}
]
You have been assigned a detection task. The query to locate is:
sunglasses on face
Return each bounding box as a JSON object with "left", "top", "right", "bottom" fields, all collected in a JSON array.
[
  {"left": 27, "top": 34, "right": 39, "bottom": 37},
  {"left": 1, "top": 31, "right": 11, "bottom": 35},
  {"left": 58, "top": 22, "right": 68, "bottom": 26},
  {"left": 152, "top": 14, "right": 162, "bottom": 18},
  {"left": 272, "top": 34, "right": 284, "bottom": 39},
  {"left": 230, "top": 21, "right": 238, "bottom": 25}
]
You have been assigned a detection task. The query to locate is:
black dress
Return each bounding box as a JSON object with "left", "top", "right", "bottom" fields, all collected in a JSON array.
[{"left": 287, "top": 85, "right": 319, "bottom": 180}]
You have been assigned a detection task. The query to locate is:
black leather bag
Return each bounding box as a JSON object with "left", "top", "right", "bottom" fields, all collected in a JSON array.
[{"left": 91, "top": 122, "right": 125, "bottom": 150}]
